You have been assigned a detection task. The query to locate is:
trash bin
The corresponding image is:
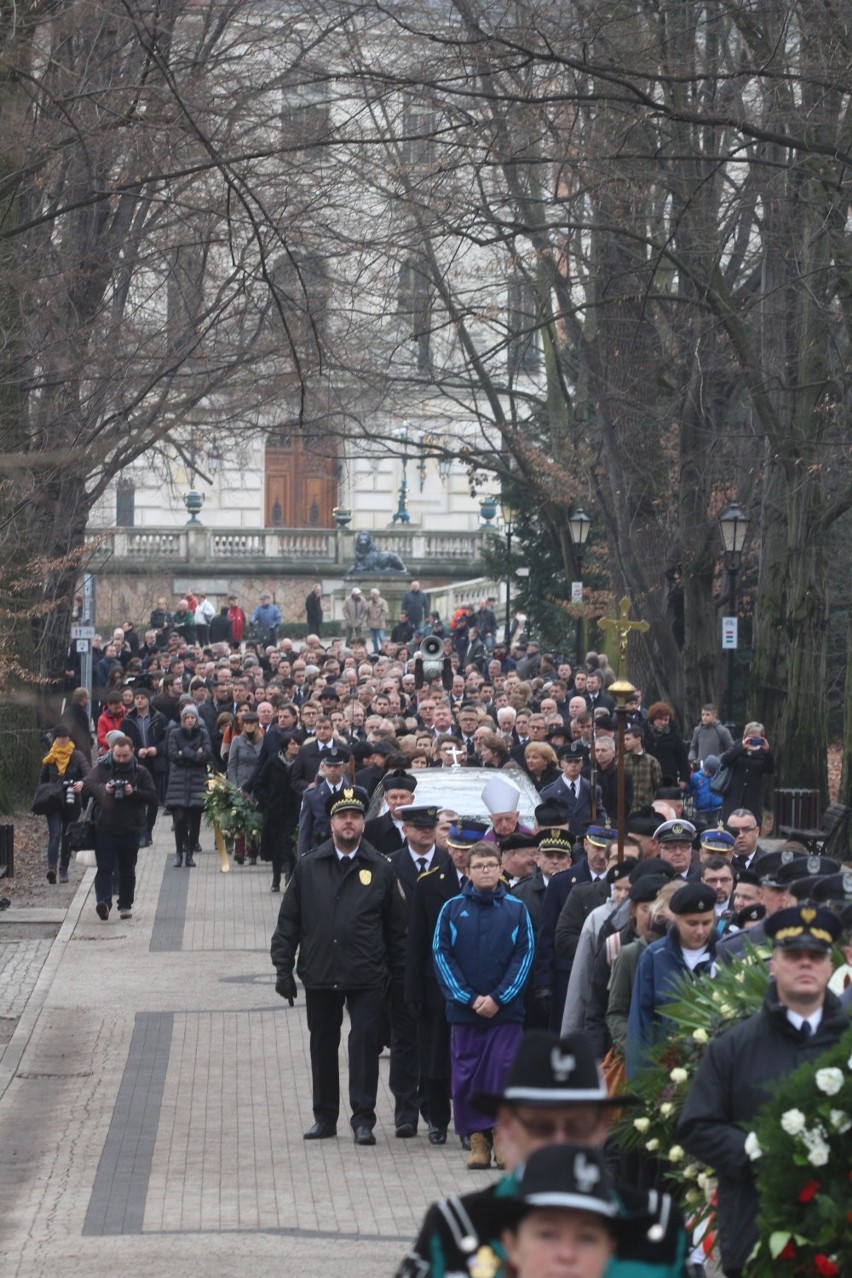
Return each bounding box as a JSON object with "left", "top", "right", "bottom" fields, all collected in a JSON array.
[{"left": 773, "top": 789, "right": 820, "bottom": 834}]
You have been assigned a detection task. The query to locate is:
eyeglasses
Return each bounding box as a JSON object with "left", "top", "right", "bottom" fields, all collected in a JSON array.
[
  {"left": 727, "top": 825, "right": 757, "bottom": 835},
  {"left": 470, "top": 863, "right": 499, "bottom": 872}
]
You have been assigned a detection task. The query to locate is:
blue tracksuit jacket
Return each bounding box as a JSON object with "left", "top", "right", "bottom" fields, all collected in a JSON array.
[{"left": 432, "top": 880, "right": 534, "bottom": 1025}]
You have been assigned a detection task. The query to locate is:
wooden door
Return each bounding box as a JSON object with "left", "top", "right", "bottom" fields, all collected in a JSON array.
[{"left": 264, "top": 430, "right": 337, "bottom": 527}]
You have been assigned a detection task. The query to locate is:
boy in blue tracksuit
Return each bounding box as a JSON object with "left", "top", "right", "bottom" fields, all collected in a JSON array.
[{"left": 433, "top": 840, "right": 534, "bottom": 1168}]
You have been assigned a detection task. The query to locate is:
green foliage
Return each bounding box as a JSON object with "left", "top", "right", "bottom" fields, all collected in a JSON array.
[
  {"left": 202, "top": 774, "right": 262, "bottom": 842},
  {"left": 746, "top": 1026, "right": 852, "bottom": 1278}
]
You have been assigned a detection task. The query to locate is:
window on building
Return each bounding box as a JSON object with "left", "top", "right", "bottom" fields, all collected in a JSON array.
[
  {"left": 507, "top": 270, "right": 541, "bottom": 376},
  {"left": 281, "top": 69, "right": 330, "bottom": 149},
  {"left": 398, "top": 256, "right": 433, "bottom": 374},
  {"left": 116, "top": 481, "right": 135, "bottom": 528}
]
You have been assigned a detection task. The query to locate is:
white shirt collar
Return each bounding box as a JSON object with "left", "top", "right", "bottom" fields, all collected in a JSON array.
[{"left": 786, "top": 1007, "right": 823, "bottom": 1033}]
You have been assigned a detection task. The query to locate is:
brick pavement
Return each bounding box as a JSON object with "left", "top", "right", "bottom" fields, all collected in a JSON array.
[{"left": 0, "top": 825, "right": 478, "bottom": 1277}]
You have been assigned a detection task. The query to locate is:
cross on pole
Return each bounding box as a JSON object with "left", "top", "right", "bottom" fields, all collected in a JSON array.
[{"left": 598, "top": 597, "right": 649, "bottom": 680}]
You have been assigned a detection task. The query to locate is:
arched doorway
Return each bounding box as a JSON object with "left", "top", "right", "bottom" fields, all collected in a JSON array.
[{"left": 264, "top": 430, "right": 338, "bottom": 528}]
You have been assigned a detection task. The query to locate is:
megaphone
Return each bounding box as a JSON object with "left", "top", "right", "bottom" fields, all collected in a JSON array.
[{"left": 415, "top": 634, "right": 448, "bottom": 688}]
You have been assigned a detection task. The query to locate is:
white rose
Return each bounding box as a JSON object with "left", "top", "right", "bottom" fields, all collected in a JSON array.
[
  {"left": 780, "top": 1108, "right": 807, "bottom": 1136},
  {"left": 692, "top": 1028, "right": 709, "bottom": 1044},
  {"left": 669, "top": 1067, "right": 689, "bottom": 1085},
  {"left": 815, "top": 1068, "right": 844, "bottom": 1096},
  {"left": 646, "top": 1138, "right": 660, "bottom": 1152},
  {"left": 633, "top": 1117, "right": 650, "bottom": 1133},
  {"left": 660, "top": 1102, "right": 674, "bottom": 1118},
  {"left": 668, "top": 1145, "right": 684, "bottom": 1163},
  {"left": 807, "top": 1142, "right": 830, "bottom": 1167},
  {"left": 744, "top": 1132, "right": 762, "bottom": 1161},
  {"left": 829, "top": 1109, "right": 851, "bottom": 1134},
  {"left": 682, "top": 1164, "right": 698, "bottom": 1179}
]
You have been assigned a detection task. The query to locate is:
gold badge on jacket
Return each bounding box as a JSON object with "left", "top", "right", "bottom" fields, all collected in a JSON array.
[{"left": 359, "top": 869, "right": 372, "bottom": 886}]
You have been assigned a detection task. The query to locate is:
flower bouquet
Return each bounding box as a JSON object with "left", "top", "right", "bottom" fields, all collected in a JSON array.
[
  {"left": 744, "top": 1025, "right": 852, "bottom": 1277},
  {"left": 202, "top": 773, "right": 263, "bottom": 843}
]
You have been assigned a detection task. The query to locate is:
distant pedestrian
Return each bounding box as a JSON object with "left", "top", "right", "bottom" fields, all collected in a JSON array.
[
  {"left": 342, "top": 587, "right": 367, "bottom": 643},
  {"left": 249, "top": 591, "right": 281, "bottom": 646},
  {"left": 366, "top": 588, "right": 389, "bottom": 653},
  {"left": 83, "top": 734, "right": 156, "bottom": 921},
  {"left": 33, "top": 725, "right": 88, "bottom": 884},
  {"left": 305, "top": 584, "right": 324, "bottom": 636},
  {"left": 165, "top": 705, "right": 211, "bottom": 867}
]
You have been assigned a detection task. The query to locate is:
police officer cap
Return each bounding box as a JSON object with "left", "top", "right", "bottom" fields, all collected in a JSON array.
[
  {"left": 397, "top": 804, "right": 439, "bottom": 828},
  {"left": 787, "top": 876, "right": 827, "bottom": 903},
  {"left": 536, "top": 830, "right": 574, "bottom": 857},
  {"left": 700, "top": 828, "right": 735, "bottom": 853},
  {"left": 629, "top": 875, "right": 669, "bottom": 903},
  {"left": 629, "top": 857, "right": 677, "bottom": 883},
  {"left": 654, "top": 819, "right": 697, "bottom": 844},
  {"left": 764, "top": 904, "right": 841, "bottom": 952},
  {"left": 557, "top": 741, "right": 587, "bottom": 762},
  {"left": 759, "top": 852, "right": 811, "bottom": 888},
  {"left": 446, "top": 819, "right": 490, "bottom": 849},
  {"left": 669, "top": 883, "right": 717, "bottom": 915},
  {"left": 585, "top": 825, "right": 614, "bottom": 849},
  {"left": 380, "top": 770, "right": 417, "bottom": 794},
  {"left": 811, "top": 870, "right": 852, "bottom": 904},
  {"left": 325, "top": 785, "right": 369, "bottom": 817},
  {"left": 322, "top": 744, "right": 350, "bottom": 764}
]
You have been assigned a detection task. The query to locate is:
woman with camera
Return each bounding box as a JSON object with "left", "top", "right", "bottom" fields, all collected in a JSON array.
[
  {"left": 33, "top": 725, "right": 88, "bottom": 884},
  {"left": 719, "top": 720, "right": 774, "bottom": 825}
]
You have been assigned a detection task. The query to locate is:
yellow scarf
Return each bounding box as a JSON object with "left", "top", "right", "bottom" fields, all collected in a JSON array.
[{"left": 42, "top": 740, "right": 75, "bottom": 776}]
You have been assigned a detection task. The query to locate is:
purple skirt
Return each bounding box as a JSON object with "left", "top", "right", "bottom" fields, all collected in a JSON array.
[{"left": 450, "top": 1021, "right": 524, "bottom": 1135}]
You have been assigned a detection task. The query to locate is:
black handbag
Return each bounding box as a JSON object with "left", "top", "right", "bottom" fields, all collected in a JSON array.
[
  {"left": 31, "top": 780, "right": 63, "bottom": 815},
  {"left": 710, "top": 764, "right": 733, "bottom": 796},
  {"left": 67, "top": 805, "right": 97, "bottom": 851}
]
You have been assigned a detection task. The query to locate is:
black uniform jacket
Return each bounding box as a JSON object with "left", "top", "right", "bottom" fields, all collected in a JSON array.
[
  {"left": 364, "top": 811, "right": 406, "bottom": 857},
  {"left": 390, "top": 844, "right": 451, "bottom": 900},
  {"left": 678, "top": 987, "right": 851, "bottom": 1273},
  {"left": 271, "top": 837, "right": 407, "bottom": 991},
  {"left": 404, "top": 862, "right": 463, "bottom": 1006}
]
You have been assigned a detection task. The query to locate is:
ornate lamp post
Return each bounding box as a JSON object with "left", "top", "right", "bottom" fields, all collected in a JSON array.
[
  {"left": 567, "top": 507, "right": 592, "bottom": 664},
  {"left": 391, "top": 421, "right": 413, "bottom": 525},
  {"left": 718, "top": 501, "right": 750, "bottom": 729}
]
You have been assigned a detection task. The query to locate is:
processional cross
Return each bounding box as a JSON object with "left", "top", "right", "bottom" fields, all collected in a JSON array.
[{"left": 598, "top": 597, "right": 649, "bottom": 680}]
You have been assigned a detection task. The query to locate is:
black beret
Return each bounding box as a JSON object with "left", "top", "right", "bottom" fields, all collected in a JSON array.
[
  {"left": 669, "top": 883, "right": 717, "bottom": 915},
  {"left": 629, "top": 876, "right": 668, "bottom": 903},
  {"left": 629, "top": 857, "right": 677, "bottom": 883}
]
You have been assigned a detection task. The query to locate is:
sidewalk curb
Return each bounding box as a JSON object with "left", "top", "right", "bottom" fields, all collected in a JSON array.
[{"left": 0, "top": 866, "right": 95, "bottom": 1102}]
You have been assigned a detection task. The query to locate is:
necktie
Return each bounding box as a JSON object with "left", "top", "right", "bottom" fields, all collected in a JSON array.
[
  {"left": 459, "top": 874, "right": 468, "bottom": 890},
  {"left": 801, "top": 1021, "right": 812, "bottom": 1040},
  {"left": 416, "top": 857, "right": 428, "bottom": 875},
  {"left": 339, "top": 855, "right": 351, "bottom": 873},
  {"left": 570, "top": 781, "right": 577, "bottom": 800}
]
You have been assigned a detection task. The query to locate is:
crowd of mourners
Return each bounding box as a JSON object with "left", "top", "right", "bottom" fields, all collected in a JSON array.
[{"left": 36, "top": 584, "right": 851, "bottom": 1278}]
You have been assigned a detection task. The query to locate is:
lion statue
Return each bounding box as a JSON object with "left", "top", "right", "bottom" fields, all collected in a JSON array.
[{"left": 345, "top": 529, "right": 407, "bottom": 574}]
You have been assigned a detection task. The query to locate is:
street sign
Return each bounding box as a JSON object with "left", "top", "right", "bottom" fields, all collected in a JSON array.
[
  {"left": 721, "top": 616, "right": 738, "bottom": 650},
  {"left": 76, "top": 639, "right": 89, "bottom": 653},
  {"left": 70, "top": 625, "right": 95, "bottom": 640},
  {"left": 571, "top": 581, "right": 583, "bottom": 604}
]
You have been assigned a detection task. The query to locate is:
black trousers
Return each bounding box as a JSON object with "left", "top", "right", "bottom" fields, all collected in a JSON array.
[
  {"left": 389, "top": 996, "right": 420, "bottom": 1130},
  {"left": 417, "top": 980, "right": 451, "bottom": 1131},
  {"left": 304, "top": 986, "right": 384, "bottom": 1129}
]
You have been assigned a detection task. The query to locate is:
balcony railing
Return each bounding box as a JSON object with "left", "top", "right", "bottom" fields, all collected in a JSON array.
[{"left": 88, "top": 526, "right": 484, "bottom": 572}]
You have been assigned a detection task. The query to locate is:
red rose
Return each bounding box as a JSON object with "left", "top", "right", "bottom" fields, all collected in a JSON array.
[
  {"left": 779, "top": 1240, "right": 796, "bottom": 1261},
  {"left": 813, "top": 1256, "right": 839, "bottom": 1278},
  {"left": 798, "top": 1180, "right": 820, "bottom": 1203}
]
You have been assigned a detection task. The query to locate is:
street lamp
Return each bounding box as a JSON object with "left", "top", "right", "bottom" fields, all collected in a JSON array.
[
  {"left": 567, "top": 507, "right": 592, "bottom": 664},
  {"left": 391, "top": 421, "right": 413, "bottom": 524},
  {"left": 718, "top": 501, "right": 750, "bottom": 729}
]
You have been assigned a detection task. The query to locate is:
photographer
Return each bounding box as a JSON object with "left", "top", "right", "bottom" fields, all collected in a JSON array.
[
  {"left": 83, "top": 734, "right": 156, "bottom": 921},
  {"left": 33, "top": 725, "right": 88, "bottom": 884},
  {"left": 719, "top": 721, "right": 774, "bottom": 826}
]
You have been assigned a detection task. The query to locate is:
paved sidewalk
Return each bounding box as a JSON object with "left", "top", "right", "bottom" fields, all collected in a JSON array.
[{"left": 0, "top": 825, "right": 476, "bottom": 1277}]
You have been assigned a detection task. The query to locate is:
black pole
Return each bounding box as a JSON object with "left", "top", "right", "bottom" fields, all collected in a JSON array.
[
  {"left": 505, "top": 522, "right": 512, "bottom": 646},
  {"left": 726, "top": 561, "right": 737, "bottom": 730}
]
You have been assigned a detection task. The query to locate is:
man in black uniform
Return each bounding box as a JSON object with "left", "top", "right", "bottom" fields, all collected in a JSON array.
[
  {"left": 363, "top": 770, "right": 418, "bottom": 855},
  {"left": 395, "top": 1031, "right": 687, "bottom": 1277},
  {"left": 270, "top": 785, "right": 408, "bottom": 1145},
  {"left": 679, "top": 903, "right": 849, "bottom": 1277}
]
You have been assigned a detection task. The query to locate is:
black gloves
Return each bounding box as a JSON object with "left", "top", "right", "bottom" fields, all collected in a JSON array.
[{"left": 276, "top": 973, "right": 297, "bottom": 1006}]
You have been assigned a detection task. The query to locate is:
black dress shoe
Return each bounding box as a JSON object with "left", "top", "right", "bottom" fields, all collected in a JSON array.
[
  {"left": 395, "top": 1123, "right": 417, "bottom": 1138},
  {"left": 303, "top": 1122, "right": 337, "bottom": 1140},
  {"left": 353, "top": 1125, "right": 376, "bottom": 1146},
  {"left": 428, "top": 1125, "right": 447, "bottom": 1145}
]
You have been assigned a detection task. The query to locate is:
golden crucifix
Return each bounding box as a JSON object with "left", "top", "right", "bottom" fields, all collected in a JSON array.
[{"left": 598, "top": 597, "right": 649, "bottom": 680}]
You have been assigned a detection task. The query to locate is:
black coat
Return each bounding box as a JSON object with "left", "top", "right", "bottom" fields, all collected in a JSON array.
[
  {"left": 297, "top": 781, "right": 338, "bottom": 856},
  {"left": 271, "top": 838, "right": 408, "bottom": 991},
  {"left": 554, "top": 877, "right": 610, "bottom": 963},
  {"left": 83, "top": 757, "right": 156, "bottom": 836},
  {"left": 508, "top": 868, "right": 548, "bottom": 937},
  {"left": 404, "top": 861, "right": 464, "bottom": 1005},
  {"left": 390, "top": 844, "right": 451, "bottom": 900},
  {"left": 165, "top": 726, "right": 211, "bottom": 808},
  {"left": 646, "top": 724, "right": 690, "bottom": 786},
  {"left": 679, "top": 988, "right": 851, "bottom": 1272},
  {"left": 305, "top": 592, "right": 323, "bottom": 631},
  {"left": 539, "top": 774, "right": 606, "bottom": 834},
  {"left": 209, "top": 613, "right": 233, "bottom": 644},
  {"left": 363, "top": 811, "right": 406, "bottom": 857},
  {"left": 290, "top": 740, "right": 337, "bottom": 794},
  {"left": 720, "top": 741, "right": 775, "bottom": 824},
  {"left": 120, "top": 708, "right": 169, "bottom": 773},
  {"left": 534, "top": 862, "right": 603, "bottom": 991}
]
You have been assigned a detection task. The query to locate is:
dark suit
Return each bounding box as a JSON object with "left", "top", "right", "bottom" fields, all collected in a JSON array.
[
  {"left": 539, "top": 775, "right": 606, "bottom": 835},
  {"left": 290, "top": 740, "right": 338, "bottom": 794},
  {"left": 586, "top": 690, "right": 616, "bottom": 714},
  {"left": 534, "top": 860, "right": 607, "bottom": 1031},
  {"left": 596, "top": 766, "right": 632, "bottom": 822},
  {"left": 404, "top": 859, "right": 463, "bottom": 1133},
  {"left": 387, "top": 844, "right": 452, "bottom": 1131},
  {"left": 297, "top": 781, "right": 341, "bottom": 856},
  {"left": 364, "top": 812, "right": 406, "bottom": 857}
]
